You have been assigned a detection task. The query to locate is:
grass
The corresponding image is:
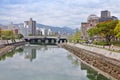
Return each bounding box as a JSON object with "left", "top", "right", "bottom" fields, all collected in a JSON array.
[
  {"left": 110, "top": 42, "right": 120, "bottom": 46},
  {"left": 93, "top": 41, "right": 120, "bottom": 46},
  {"left": 93, "top": 41, "right": 108, "bottom": 45},
  {"left": 88, "top": 41, "right": 120, "bottom": 53}
]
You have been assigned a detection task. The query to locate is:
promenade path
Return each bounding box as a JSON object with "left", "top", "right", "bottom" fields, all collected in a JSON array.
[{"left": 68, "top": 43, "right": 120, "bottom": 61}]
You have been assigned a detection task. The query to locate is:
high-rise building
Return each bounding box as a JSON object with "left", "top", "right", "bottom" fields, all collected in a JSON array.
[
  {"left": 101, "top": 10, "right": 111, "bottom": 18},
  {"left": 24, "top": 18, "right": 36, "bottom": 36},
  {"left": 99, "top": 10, "right": 118, "bottom": 22}
]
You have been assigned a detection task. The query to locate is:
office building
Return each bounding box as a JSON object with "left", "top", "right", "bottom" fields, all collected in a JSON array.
[
  {"left": 99, "top": 10, "right": 118, "bottom": 22},
  {"left": 101, "top": 10, "right": 111, "bottom": 18},
  {"left": 24, "top": 18, "right": 36, "bottom": 36}
]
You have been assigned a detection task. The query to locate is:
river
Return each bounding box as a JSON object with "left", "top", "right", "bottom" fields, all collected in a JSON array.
[{"left": 0, "top": 44, "right": 110, "bottom": 80}]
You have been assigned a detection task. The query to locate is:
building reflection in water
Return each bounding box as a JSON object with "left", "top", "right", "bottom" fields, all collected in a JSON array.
[
  {"left": 24, "top": 49, "right": 36, "bottom": 62},
  {"left": 67, "top": 54, "right": 110, "bottom": 80},
  {"left": 0, "top": 45, "right": 56, "bottom": 62},
  {"left": 23, "top": 45, "right": 56, "bottom": 62}
]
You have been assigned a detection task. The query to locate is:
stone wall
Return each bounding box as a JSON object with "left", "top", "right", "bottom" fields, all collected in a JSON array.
[
  {"left": 0, "top": 41, "right": 26, "bottom": 57},
  {"left": 62, "top": 44, "right": 120, "bottom": 80}
]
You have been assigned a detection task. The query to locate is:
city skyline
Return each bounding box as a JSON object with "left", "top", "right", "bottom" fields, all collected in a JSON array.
[{"left": 0, "top": 0, "right": 120, "bottom": 29}]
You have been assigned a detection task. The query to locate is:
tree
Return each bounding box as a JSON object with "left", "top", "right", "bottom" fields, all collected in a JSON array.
[
  {"left": 17, "top": 34, "right": 24, "bottom": 39},
  {"left": 74, "top": 30, "right": 81, "bottom": 42},
  {"left": 88, "top": 27, "right": 100, "bottom": 37},
  {"left": 68, "top": 30, "right": 81, "bottom": 43},
  {"left": 87, "top": 20, "right": 118, "bottom": 43},
  {"left": 114, "top": 21, "right": 120, "bottom": 38},
  {"left": 1, "top": 30, "right": 15, "bottom": 40},
  {"left": 29, "top": 34, "right": 33, "bottom": 36}
]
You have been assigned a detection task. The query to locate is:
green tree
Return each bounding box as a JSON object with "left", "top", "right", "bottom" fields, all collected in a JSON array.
[
  {"left": 88, "top": 27, "right": 100, "bottom": 37},
  {"left": 114, "top": 21, "right": 120, "bottom": 38},
  {"left": 74, "top": 30, "right": 81, "bottom": 41},
  {"left": 88, "top": 20, "right": 118, "bottom": 44},
  {"left": 1, "top": 30, "right": 15, "bottom": 40},
  {"left": 17, "top": 34, "right": 24, "bottom": 39},
  {"left": 29, "top": 34, "right": 33, "bottom": 36},
  {"left": 68, "top": 30, "right": 81, "bottom": 43}
]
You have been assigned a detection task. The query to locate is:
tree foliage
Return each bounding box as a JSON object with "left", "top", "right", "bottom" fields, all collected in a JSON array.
[
  {"left": 1, "top": 30, "right": 15, "bottom": 40},
  {"left": 114, "top": 21, "right": 120, "bottom": 38},
  {"left": 88, "top": 20, "right": 118, "bottom": 43},
  {"left": 17, "top": 34, "right": 24, "bottom": 39},
  {"left": 88, "top": 27, "right": 99, "bottom": 37},
  {"left": 68, "top": 30, "right": 81, "bottom": 42}
]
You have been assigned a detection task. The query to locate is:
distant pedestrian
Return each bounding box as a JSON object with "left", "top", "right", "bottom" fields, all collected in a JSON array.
[
  {"left": 103, "top": 45, "right": 105, "bottom": 48},
  {"left": 110, "top": 44, "right": 113, "bottom": 50}
]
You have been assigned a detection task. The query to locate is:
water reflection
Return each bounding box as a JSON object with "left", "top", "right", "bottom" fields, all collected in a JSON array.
[
  {"left": 67, "top": 54, "right": 110, "bottom": 80},
  {"left": 0, "top": 45, "right": 59, "bottom": 62},
  {"left": 23, "top": 45, "right": 57, "bottom": 61},
  {"left": 0, "top": 47, "right": 23, "bottom": 61},
  {"left": 81, "top": 63, "right": 110, "bottom": 80},
  {"left": 0, "top": 45, "right": 110, "bottom": 80},
  {"left": 24, "top": 49, "right": 36, "bottom": 62},
  {"left": 67, "top": 54, "right": 79, "bottom": 66}
]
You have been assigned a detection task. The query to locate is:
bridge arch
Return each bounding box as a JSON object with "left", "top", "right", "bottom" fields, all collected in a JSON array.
[
  {"left": 24, "top": 37, "right": 67, "bottom": 45},
  {"left": 58, "top": 39, "right": 67, "bottom": 44}
]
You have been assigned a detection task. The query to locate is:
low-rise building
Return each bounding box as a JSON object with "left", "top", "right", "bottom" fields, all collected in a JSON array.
[
  {"left": 81, "top": 14, "right": 99, "bottom": 40},
  {"left": 81, "top": 22, "right": 89, "bottom": 40},
  {"left": 36, "top": 28, "right": 53, "bottom": 36}
]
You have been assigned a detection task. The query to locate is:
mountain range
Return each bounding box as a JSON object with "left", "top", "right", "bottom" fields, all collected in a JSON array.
[
  {"left": 0, "top": 23, "right": 76, "bottom": 35},
  {"left": 36, "top": 23, "right": 75, "bottom": 34}
]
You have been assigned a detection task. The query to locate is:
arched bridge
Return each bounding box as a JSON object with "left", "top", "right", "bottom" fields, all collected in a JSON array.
[{"left": 24, "top": 36, "right": 67, "bottom": 45}]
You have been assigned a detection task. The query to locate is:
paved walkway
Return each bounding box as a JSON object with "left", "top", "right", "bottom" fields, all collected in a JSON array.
[
  {"left": 88, "top": 44, "right": 120, "bottom": 51},
  {"left": 69, "top": 43, "right": 120, "bottom": 61}
]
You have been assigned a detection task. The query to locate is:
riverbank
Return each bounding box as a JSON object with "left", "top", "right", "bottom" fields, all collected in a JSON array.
[
  {"left": 0, "top": 41, "right": 26, "bottom": 57},
  {"left": 62, "top": 43, "right": 120, "bottom": 80},
  {"left": 74, "top": 43, "right": 120, "bottom": 61}
]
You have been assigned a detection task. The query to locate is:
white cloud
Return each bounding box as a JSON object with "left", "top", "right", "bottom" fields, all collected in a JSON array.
[{"left": 0, "top": 0, "right": 120, "bottom": 29}]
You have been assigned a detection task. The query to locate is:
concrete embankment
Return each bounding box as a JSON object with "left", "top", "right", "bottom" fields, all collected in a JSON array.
[
  {"left": 0, "top": 41, "right": 26, "bottom": 57},
  {"left": 62, "top": 44, "right": 120, "bottom": 80}
]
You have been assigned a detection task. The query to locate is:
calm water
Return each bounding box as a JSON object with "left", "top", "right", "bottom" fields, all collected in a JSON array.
[{"left": 0, "top": 45, "right": 110, "bottom": 80}]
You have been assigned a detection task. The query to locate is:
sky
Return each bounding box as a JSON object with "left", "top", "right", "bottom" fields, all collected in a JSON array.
[{"left": 0, "top": 0, "right": 120, "bottom": 29}]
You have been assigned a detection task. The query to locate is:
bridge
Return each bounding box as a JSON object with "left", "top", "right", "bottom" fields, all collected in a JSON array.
[{"left": 24, "top": 36, "right": 67, "bottom": 45}]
